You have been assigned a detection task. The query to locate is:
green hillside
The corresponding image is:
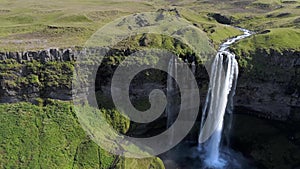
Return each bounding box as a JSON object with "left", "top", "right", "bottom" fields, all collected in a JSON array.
[{"left": 0, "top": 101, "right": 164, "bottom": 169}]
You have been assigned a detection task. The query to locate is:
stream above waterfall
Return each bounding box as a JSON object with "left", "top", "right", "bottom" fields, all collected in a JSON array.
[{"left": 219, "top": 27, "right": 253, "bottom": 52}]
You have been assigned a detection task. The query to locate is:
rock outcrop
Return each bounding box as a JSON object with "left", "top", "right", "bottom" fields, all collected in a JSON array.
[
  {"left": 0, "top": 48, "right": 78, "bottom": 103},
  {"left": 0, "top": 48, "right": 76, "bottom": 63}
]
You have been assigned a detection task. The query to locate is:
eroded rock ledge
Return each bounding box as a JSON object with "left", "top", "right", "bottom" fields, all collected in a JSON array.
[{"left": 0, "top": 48, "right": 76, "bottom": 63}]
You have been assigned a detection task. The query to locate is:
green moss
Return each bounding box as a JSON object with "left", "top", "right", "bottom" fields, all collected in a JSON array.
[
  {"left": 101, "top": 108, "right": 131, "bottom": 135},
  {"left": 28, "top": 74, "right": 41, "bottom": 85},
  {"left": 0, "top": 60, "right": 76, "bottom": 90},
  {"left": 33, "top": 98, "right": 44, "bottom": 107},
  {"left": 0, "top": 59, "right": 22, "bottom": 69},
  {"left": 117, "top": 157, "right": 165, "bottom": 169},
  {"left": 118, "top": 33, "right": 192, "bottom": 54},
  {"left": 26, "top": 60, "right": 42, "bottom": 74},
  {"left": 98, "top": 147, "right": 117, "bottom": 169},
  {"left": 40, "top": 61, "right": 75, "bottom": 88},
  {"left": 73, "top": 139, "right": 114, "bottom": 169}
]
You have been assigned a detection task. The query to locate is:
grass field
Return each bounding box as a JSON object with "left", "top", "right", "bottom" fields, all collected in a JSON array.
[
  {"left": 0, "top": 0, "right": 297, "bottom": 51},
  {"left": 0, "top": 0, "right": 155, "bottom": 51},
  {"left": 232, "top": 28, "right": 300, "bottom": 55},
  {"left": 0, "top": 0, "right": 298, "bottom": 62}
]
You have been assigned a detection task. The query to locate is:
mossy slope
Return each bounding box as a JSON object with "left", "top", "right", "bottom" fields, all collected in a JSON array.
[{"left": 0, "top": 101, "right": 165, "bottom": 169}]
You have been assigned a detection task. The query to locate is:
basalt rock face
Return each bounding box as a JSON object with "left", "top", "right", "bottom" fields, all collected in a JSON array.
[
  {"left": 0, "top": 47, "right": 175, "bottom": 104},
  {"left": 0, "top": 47, "right": 299, "bottom": 121},
  {"left": 0, "top": 48, "right": 76, "bottom": 63},
  {"left": 0, "top": 48, "right": 78, "bottom": 103},
  {"left": 235, "top": 49, "right": 300, "bottom": 121}
]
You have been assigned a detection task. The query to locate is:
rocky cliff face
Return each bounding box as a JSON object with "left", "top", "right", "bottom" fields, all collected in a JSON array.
[
  {"left": 0, "top": 48, "right": 77, "bottom": 103},
  {"left": 235, "top": 49, "right": 300, "bottom": 121},
  {"left": 0, "top": 47, "right": 299, "bottom": 121}
]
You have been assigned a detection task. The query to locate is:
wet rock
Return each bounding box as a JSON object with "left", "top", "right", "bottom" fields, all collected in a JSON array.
[
  {"left": 0, "top": 52, "right": 6, "bottom": 60},
  {"left": 62, "top": 49, "right": 72, "bottom": 61},
  {"left": 27, "top": 51, "right": 39, "bottom": 60},
  {"left": 49, "top": 48, "right": 62, "bottom": 61},
  {"left": 8, "top": 52, "right": 17, "bottom": 59},
  {"left": 16, "top": 52, "right": 23, "bottom": 63}
]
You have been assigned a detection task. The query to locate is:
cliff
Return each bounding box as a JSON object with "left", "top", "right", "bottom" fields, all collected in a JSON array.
[
  {"left": 234, "top": 48, "right": 300, "bottom": 121},
  {"left": 0, "top": 48, "right": 76, "bottom": 103},
  {"left": 0, "top": 47, "right": 299, "bottom": 122}
]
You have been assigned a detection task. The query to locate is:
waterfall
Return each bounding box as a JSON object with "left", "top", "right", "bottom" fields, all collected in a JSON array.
[
  {"left": 166, "top": 55, "right": 177, "bottom": 144},
  {"left": 197, "top": 27, "right": 253, "bottom": 168},
  {"left": 198, "top": 51, "right": 239, "bottom": 168}
]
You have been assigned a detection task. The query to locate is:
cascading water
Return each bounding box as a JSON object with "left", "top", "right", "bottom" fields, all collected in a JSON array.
[
  {"left": 199, "top": 51, "right": 239, "bottom": 167},
  {"left": 166, "top": 56, "right": 197, "bottom": 145},
  {"left": 198, "top": 28, "right": 253, "bottom": 168},
  {"left": 166, "top": 55, "right": 178, "bottom": 144}
]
